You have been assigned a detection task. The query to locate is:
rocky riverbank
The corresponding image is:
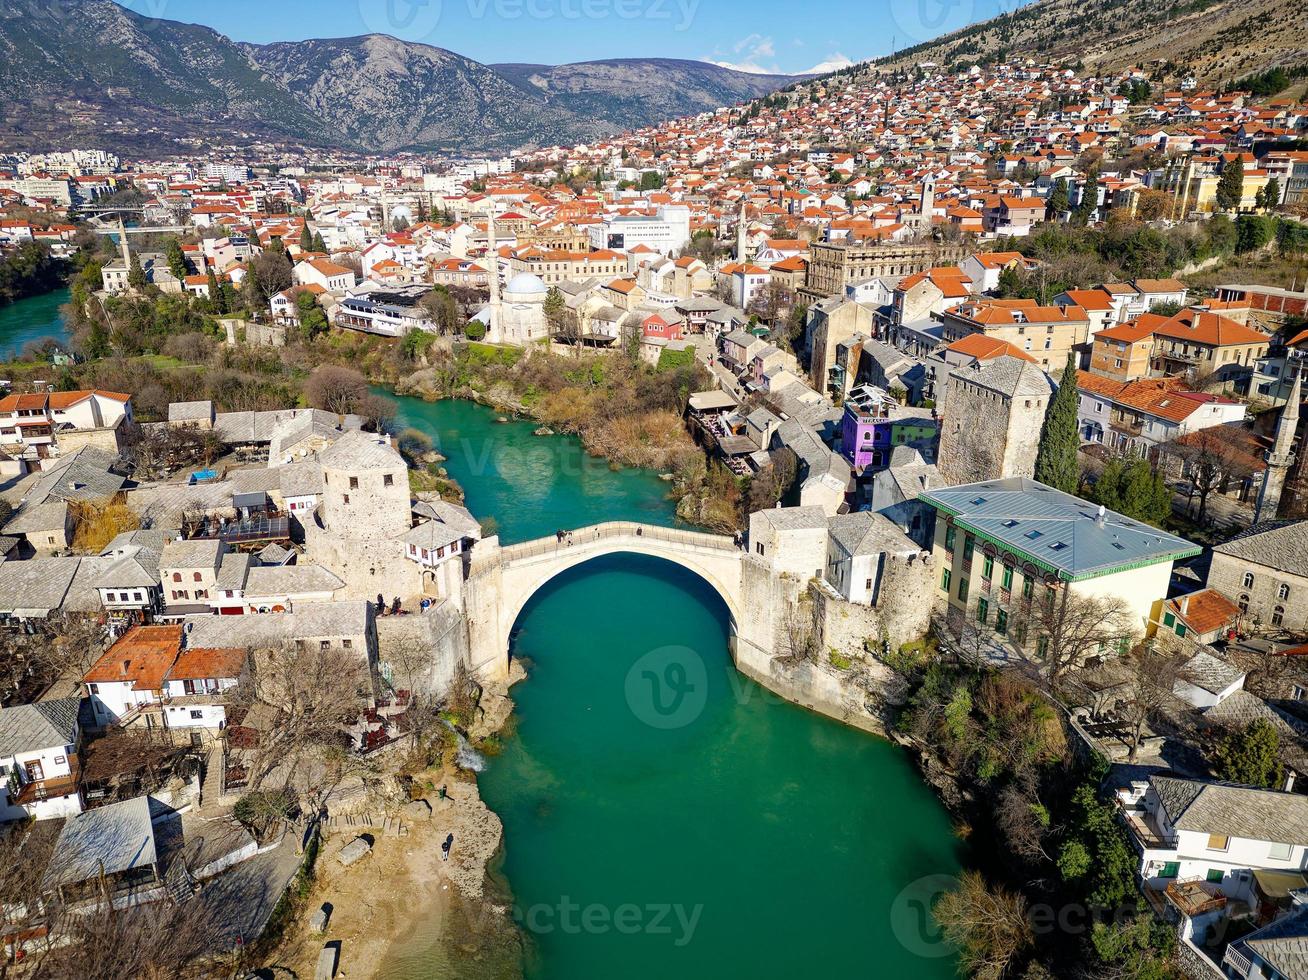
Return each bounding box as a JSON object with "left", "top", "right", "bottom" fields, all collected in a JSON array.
[{"left": 270, "top": 663, "right": 529, "bottom": 980}]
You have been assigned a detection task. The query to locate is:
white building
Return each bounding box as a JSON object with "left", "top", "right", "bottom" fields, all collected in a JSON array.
[
  {"left": 0, "top": 697, "right": 83, "bottom": 822},
  {"left": 588, "top": 205, "right": 692, "bottom": 256}
]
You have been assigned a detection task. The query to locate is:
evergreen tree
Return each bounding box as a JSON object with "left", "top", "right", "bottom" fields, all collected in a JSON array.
[
  {"left": 311, "top": 232, "right": 327, "bottom": 253},
  {"left": 165, "top": 238, "right": 188, "bottom": 279},
  {"left": 1034, "top": 352, "right": 1081, "bottom": 493},
  {"left": 1212, "top": 719, "right": 1282, "bottom": 788},
  {"left": 206, "top": 270, "right": 222, "bottom": 312},
  {"left": 299, "top": 223, "right": 313, "bottom": 253},
  {"left": 1262, "top": 177, "right": 1281, "bottom": 212},
  {"left": 1046, "top": 176, "right": 1070, "bottom": 219},
  {"left": 416, "top": 197, "right": 428, "bottom": 223},
  {"left": 542, "top": 286, "right": 566, "bottom": 337},
  {"left": 127, "top": 253, "right": 147, "bottom": 291},
  {"left": 1215, "top": 157, "right": 1244, "bottom": 212},
  {"left": 1074, "top": 170, "right": 1099, "bottom": 226}
]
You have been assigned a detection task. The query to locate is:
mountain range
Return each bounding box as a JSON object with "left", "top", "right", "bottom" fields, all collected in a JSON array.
[{"left": 0, "top": 0, "right": 802, "bottom": 156}]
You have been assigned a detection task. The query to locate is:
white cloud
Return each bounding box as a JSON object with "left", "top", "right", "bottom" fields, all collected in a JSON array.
[
  {"left": 802, "top": 53, "right": 856, "bottom": 74},
  {"left": 709, "top": 34, "right": 782, "bottom": 74},
  {"left": 733, "top": 33, "right": 776, "bottom": 59}
]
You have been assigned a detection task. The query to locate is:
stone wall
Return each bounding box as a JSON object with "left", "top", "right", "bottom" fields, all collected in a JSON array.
[{"left": 55, "top": 424, "right": 123, "bottom": 457}]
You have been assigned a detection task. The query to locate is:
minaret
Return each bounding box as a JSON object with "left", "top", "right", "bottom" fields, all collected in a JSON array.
[
  {"left": 920, "top": 176, "right": 935, "bottom": 226},
  {"left": 117, "top": 214, "right": 132, "bottom": 269},
  {"left": 486, "top": 208, "right": 502, "bottom": 340},
  {"left": 736, "top": 199, "right": 748, "bottom": 263},
  {"left": 1254, "top": 362, "right": 1301, "bottom": 523}
]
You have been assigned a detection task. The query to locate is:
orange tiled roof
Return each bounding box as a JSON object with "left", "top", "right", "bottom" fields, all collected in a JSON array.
[
  {"left": 945, "top": 334, "right": 1036, "bottom": 363},
  {"left": 84, "top": 625, "right": 181, "bottom": 692},
  {"left": 168, "top": 647, "right": 247, "bottom": 682},
  {"left": 1165, "top": 589, "right": 1240, "bottom": 636}
]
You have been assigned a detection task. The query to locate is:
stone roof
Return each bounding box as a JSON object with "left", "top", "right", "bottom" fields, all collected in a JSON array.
[
  {"left": 317, "top": 430, "right": 404, "bottom": 472},
  {"left": 0, "top": 557, "right": 80, "bottom": 614},
  {"left": 1201, "top": 690, "right": 1308, "bottom": 772},
  {"left": 1180, "top": 650, "right": 1244, "bottom": 695},
  {"left": 920, "top": 478, "right": 1200, "bottom": 580},
  {"left": 828, "top": 511, "right": 916, "bottom": 556},
  {"left": 954, "top": 354, "right": 1056, "bottom": 399},
  {"left": 3, "top": 499, "right": 68, "bottom": 534},
  {"left": 243, "top": 564, "right": 344, "bottom": 596},
  {"left": 753, "top": 505, "right": 829, "bottom": 532},
  {"left": 1234, "top": 907, "right": 1308, "bottom": 979},
  {"left": 0, "top": 696, "right": 80, "bottom": 757},
  {"left": 160, "top": 538, "right": 224, "bottom": 570},
  {"left": 24, "top": 447, "right": 127, "bottom": 505},
  {"left": 42, "top": 795, "right": 176, "bottom": 890},
  {"left": 168, "top": 400, "right": 214, "bottom": 423},
  {"left": 181, "top": 599, "right": 372, "bottom": 648},
  {"left": 1152, "top": 775, "right": 1308, "bottom": 846},
  {"left": 1212, "top": 520, "right": 1308, "bottom": 578}
]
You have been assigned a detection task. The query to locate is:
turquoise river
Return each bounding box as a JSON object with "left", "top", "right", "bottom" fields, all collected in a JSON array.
[
  {"left": 382, "top": 395, "right": 963, "bottom": 979},
  {"left": 0, "top": 299, "right": 963, "bottom": 978}
]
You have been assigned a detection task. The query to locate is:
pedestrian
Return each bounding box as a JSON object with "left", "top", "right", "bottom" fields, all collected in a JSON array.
[
  {"left": 391, "top": 596, "right": 401, "bottom": 615},
  {"left": 438, "top": 784, "right": 448, "bottom": 801},
  {"left": 441, "top": 833, "right": 453, "bottom": 861},
  {"left": 376, "top": 593, "right": 385, "bottom": 613}
]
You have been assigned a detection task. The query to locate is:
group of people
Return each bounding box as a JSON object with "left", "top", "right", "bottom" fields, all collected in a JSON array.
[
  {"left": 375, "top": 594, "right": 403, "bottom": 616},
  {"left": 553, "top": 529, "right": 574, "bottom": 544}
]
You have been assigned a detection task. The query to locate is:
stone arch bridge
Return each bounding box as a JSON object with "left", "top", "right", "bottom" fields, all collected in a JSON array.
[{"left": 463, "top": 522, "right": 759, "bottom": 679}]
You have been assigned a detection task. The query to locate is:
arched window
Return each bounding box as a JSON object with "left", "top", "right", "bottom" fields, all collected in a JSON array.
[
  {"left": 1278, "top": 583, "right": 1290, "bottom": 601},
  {"left": 1272, "top": 606, "right": 1285, "bottom": 628},
  {"left": 1242, "top": 572, "right": 1255, "bottom": 589},
  {"left": 1238, "top": 593, "right": 1250, "bottom": 614}
]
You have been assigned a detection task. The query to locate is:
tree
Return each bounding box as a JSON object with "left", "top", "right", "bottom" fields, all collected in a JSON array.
[
  {"left": 126, "top": 252, "right": 147, "bottom": 291},
  {"left": 419, "top": 286, "right": 460, "bottom": 334},
  {"left": 1046, "top": 176, "right": 1070, "bottom": 219},
  {"left": 746, "top": 446, "right": 798, "bottom": 513},
  {"left": 243, "top": 249, "right": 293, "bottom": 313},
  {"left": 1262, "top": 177, "right": 1282, "bottom": 212},
  {"left": 392, "top": 215, "right": 410, "bottom": 233},
  {"left": 1092, "top": 457, "right": 1170, "bottom": 525},
  {"left": 299, "top": 223, "right": 313, "bottom": 253},
  {"left": 934, "top": 871, "right": 1033, "bottom": 980},
  {"left": 295, "top": 289, "right": 329, "bottom": 341},
  {"left": 465, "top": 319, "right": 487, "bottom": 341},
  {"left": 1211, "top": 719, "right": 1282, "bottom": 788},
  {"left": 164, "top": 237, "right": 187, "bottom": 279},
  {"left": 311, "top": 231, "right": 327, "bottom": 253},
  {"left": 1236, "top": 214, "right": 1276, "bottom": 254},
  {"left": 205, "top": 269, "right": 223, "bottom": 313},
  {"left": 1034, "top": 352, "right": 1080, "bottom": 493},
  {"left": 1057, "top": 782, "right": 1138, "bottom": 909},
  {"left": 543, "top": 286, "right": 566, "bottom": 338},
  {"left": 1116, "top": 643, "right": 1187, "bottom": 763},
  {"left": 1012, "top": 584, "right": 1134, "bottom": 696},
  {"left": 1074, "top": 169, "right": 1100, "bottom": 226},
  {"left": 1215, "top": 157, "right": 1244, "bottom": 212},
  {"left": 1164, "top": 428, "right": 1254, "bottom": 524},
  {"left": 304, "top": 364, "right": 370, "bottom": 416}
]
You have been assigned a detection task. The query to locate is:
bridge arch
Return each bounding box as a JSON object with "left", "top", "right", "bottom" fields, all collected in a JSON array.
[{"left": 465, "top": 523, "right": 747, "bottom": 680}]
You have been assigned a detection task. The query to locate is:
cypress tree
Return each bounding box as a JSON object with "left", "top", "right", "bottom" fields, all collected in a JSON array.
[
  {"left": 1034, "top": 352, "right": 1081, "bottom": 493},
  {"left": 299, "top": 223, "right": 313, "bottom": 252},
  {"left": 1216, "top": 157, "right": 1244, "bottom": 212}
]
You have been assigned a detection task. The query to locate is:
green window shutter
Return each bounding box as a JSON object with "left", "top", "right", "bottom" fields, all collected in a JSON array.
[
  {"left": 1002, "top": 565, "right": 1014, "bottom": 590},
  {"left": 982, "top": 556, "right": 994, "bottom": 579},
  {"left": 963, "top": 536, "right": 974, "bottom": 562},
  {"left": 945, "top": 526, "right": 956, "bottom": 551},
  {"left": 1206, "top": 869, "right": 1224, "bottom": 883},
  {"left": 1163, "top": 612, "right": 1175, "bottom": 627},
  {"left": 941, "top": 569, "right": 951, "bottom": 592},
  {"left": 1161, "top": 862, "right": 1180, "bottom": 878},
  {"left": 958, "top": 578, "right": 969, "bottom": 602},
  {"left": 977, "top": 599, "right": 988, "bottom": 624},
  {"left": 995, "top": 610, "right": 1008, "bottom": 635}
]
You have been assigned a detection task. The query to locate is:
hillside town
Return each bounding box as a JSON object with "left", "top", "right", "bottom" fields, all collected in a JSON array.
[{"left": 1, "top": 48, "right": 1308, "bottom": 980}]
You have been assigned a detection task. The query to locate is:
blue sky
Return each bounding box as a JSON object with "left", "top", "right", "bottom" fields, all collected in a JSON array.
[{"left": 116, "top": 0, "right": 1024, "bottom": 74}]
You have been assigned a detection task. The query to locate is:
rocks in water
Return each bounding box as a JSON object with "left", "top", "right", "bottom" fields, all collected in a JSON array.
[
  {"left": 533, "top": 426, "right": 554, "bottom": 436},
  {"left": 336, "top": 836, "right": 373, "bottom": 868},
  {"left": 658, "top": 472, "right": 675, "bottom": 481},
  {"left": 495, "top": 416, "right": 509, "bottom": 423}
]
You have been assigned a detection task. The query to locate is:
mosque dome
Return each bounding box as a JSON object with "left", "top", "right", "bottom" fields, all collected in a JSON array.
[{"left": 504, "top": 273, "right": 548, "bottom": 299}]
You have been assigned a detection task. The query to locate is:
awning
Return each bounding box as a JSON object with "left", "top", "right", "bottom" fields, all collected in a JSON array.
[{"left": 1253, "top": 869, "right": 1308, "bottom": 900}]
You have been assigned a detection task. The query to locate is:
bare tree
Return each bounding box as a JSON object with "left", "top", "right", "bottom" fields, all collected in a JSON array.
[
  {"left": 1163, "top": 428, "right": 1255, "bottom": 524},
  {"left": 303, "top": 364, "right": 369, "bottom": 417},
  {"left": 777, "top": 591, "right": 820, "bottom": 663},
  {"left": 1116, "top": 642, "right": 1188, "bottom": 762},
  {"left": 1010, "top": 583, "right": 1135, "bottom": 697},
  {"left": 934, "top": 870, "right": 1033, "bottom": 980}
]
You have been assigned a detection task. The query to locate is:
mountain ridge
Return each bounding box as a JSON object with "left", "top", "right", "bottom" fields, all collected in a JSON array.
[{"left": 0, "top": 0, "right": 803, "bottom": 155}]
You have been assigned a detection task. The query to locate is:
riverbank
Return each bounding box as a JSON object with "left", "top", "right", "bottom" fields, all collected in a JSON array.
[{"left": 272, "top": 662, "right": 528, "bottom": 980}]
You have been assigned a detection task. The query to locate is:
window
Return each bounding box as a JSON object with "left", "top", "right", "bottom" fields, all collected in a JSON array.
[
  {"left": 1243, "top": 572, "right": 1255, "bottom": 589},
  {"left": 89, "top": 683, "right": 99, "bottom": 694},
  {"left": 1269, "top": 842, "right": 1293, "bottom": 861},
  {"left": 349, "top": 476, "right": 359, "bottom": 490},
  {"left": 193, "top": 571, "right": 202, "bottom": 582},
  {"left": 343, "top": 494, "right": 350, "bottom": 504},
  {"left": 1002, "top": 565, "right": 1014, "bottom": 590},
  {"left": 190, "top": 710, "right": 204, "bottom": 720},
  {"left": 982, "top": 556, "right": 994, "bottom": 580},
  {"left": 173, "top": 572, "right": 182, "bottom": 582},
  {"left": 944, "top": 526, "right": 956, "bottom": 552},
  {"left": 1273, "top": 605, "right": 1285, "bottom": 627},
  {"left": 1159, "top": 861, "right": 1180, "bottom": 878},
  {"left": 962, "top": 536, "right": 974, "bottom": 562},
  {"left": 343, "top": 639, "right": 353, "bottom": 649},
  {"left": 1206, "top": 834, "right": 1229, "bottom": 852},
  {"left": 1238, "top": 593, "right": 1250, "bottom": 614},
  {"left": 977, "top": 599, "right": 989, "bottom": 624},
  {"left": 994, "top": 609, "right": 1008, "bottom": 635},
  {"left": 1206, "top": 869, "right": 1224, "bottom": 884},
  {"left": 1278, "top": 583, "right": 1290, "bottom": 601},
  {"left": 941, "top": 569, "right": 952, "bottom": 592},
  {"left": 755, "top": 542, "right": 764, "bottom": 556},
  {"left": 1163, "top": 612, "right": 1175, "bottom": 628},
  {"left": 384, "top": 474, "right": 394, "bottom": 487},
  {"left": 1036, "top": 635, "right": 1049, "bottom": 658}
]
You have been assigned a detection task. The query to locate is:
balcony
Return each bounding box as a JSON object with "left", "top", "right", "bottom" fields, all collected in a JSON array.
[
  {"left": 1118, "top": 804, "right": 1178, "bottom": 852},
  {"left": 1166, "top": 877, "right": 1228, "bottom": 918},
  {"left": 183, "top": 512, "right": 290, "bottom": 545},
  {"left": 13, "top": 758, "right": 81, "bottom": 806}
]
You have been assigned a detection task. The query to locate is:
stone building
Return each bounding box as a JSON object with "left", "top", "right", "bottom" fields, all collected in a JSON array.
[
  {"left": 1207, "top": 521, "right": 1308, "bottom": 633},
  {"left": 937, "top": 355, "right": 1055, "bottom": 486},
  {"left": 807, "top": 297, "right": 876, "bottom": 396},
  {"left": 303, "top": 431, "right": 424, "bottom": 600},
  {"left": 800, "top": 240, "right": 967, "bottom": 301}
]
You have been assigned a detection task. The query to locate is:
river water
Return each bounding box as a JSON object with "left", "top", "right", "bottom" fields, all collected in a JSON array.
[
  {"left": 384, "top": 394, "right": 963, "bottom": 979},
  {"left": 0, "top": 287, "right": 72, "bottom": 360},
  {"left": 0, "top": 295, "right": 965, "bottom": 976}
]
